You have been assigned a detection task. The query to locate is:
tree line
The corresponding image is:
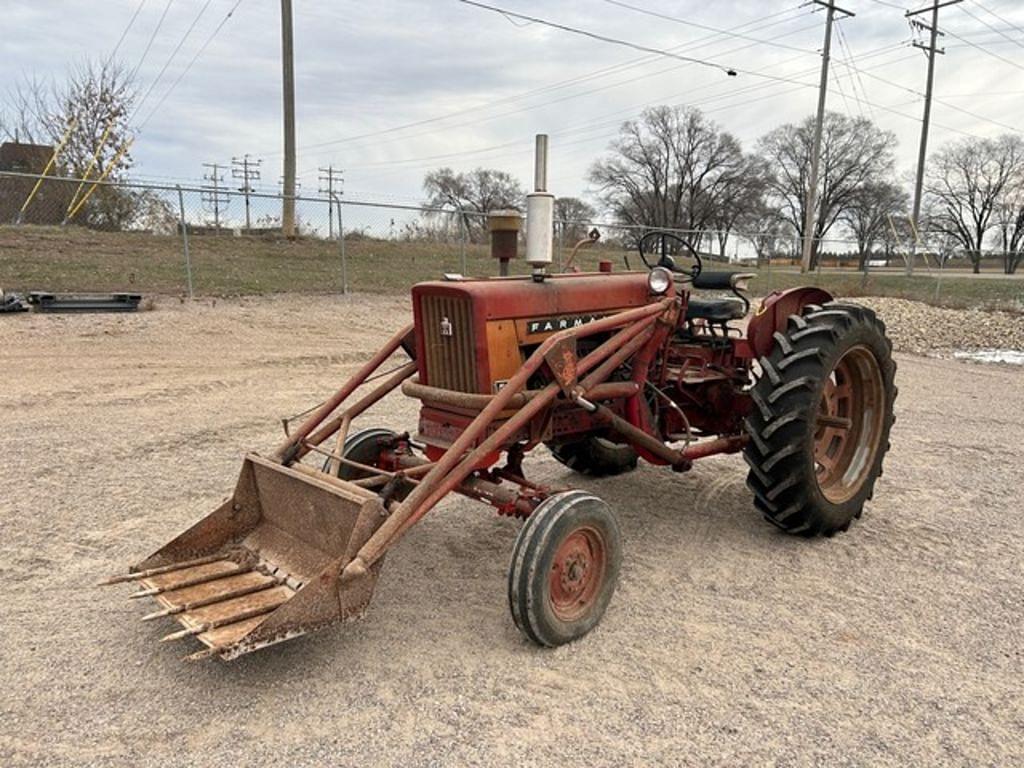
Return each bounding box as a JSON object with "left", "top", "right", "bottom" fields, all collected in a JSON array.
[
  {"left": 3, "top": 61, "right": 1022, "bottom": 273},
  {"left": 423, "top": 105, "right": 1024, "bottom": 274}
]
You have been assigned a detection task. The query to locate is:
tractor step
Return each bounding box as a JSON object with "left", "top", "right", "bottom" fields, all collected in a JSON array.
[{"left": 107, "top": 454, "right": 389, "bottom": 660}]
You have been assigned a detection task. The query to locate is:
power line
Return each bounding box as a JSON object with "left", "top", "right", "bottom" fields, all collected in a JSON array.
[
  {"left": 959, "top": 3, "right": 1024, "bottom": 49},
  {"left": 283, "top": 7, "right": 817, "bottom": 160},
  {"left": 970, "top": 0, "right": 1024, "bottom": 37},
  {"left": 836, "top": 21, "right": 876, "bottom": 119},
  {"left": 460, "top": 1, "right": 869, "bottom": 96},
  {"left": 296, "top": 40, "right": 822, "bottom": 174},
  {"left": 830, "top": 55, "right": 858, "bottom": 117},
  {"left": 347, "top": 47, "right": 967, "bottom": 180},
  {"left": 129, "top": 0, "right": 174, "bottom": 83},
  {"left": 832, "top": 56, "right": 1024, "bottom": 133},
  {"left": 333, "top": 42, "right": 931, "bottom": 181},
  {"left": 132, "top": 0, "right": 215, "bottom": 122},
  {"left": 456, "top": 0, "right": 740, "bottom": 76},
  {"left": 598, "top": 0, "right": 818, "bottom": 55},
  {"left": 340, "top": 46, "right": 925, "bottom": 177},
  {"left": 108, "top": 0, "right": 148, "bottom": 64},
  {"left": 943, "top": 25, "right": 1024, "bottom": 70},
  {"left": 137, "top": 0, "right": 245, "bottom": 130}
]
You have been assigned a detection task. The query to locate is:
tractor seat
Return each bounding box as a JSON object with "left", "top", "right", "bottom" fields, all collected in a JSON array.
[{"left": 685, "top": 297, "right": 747, "bottom": 322}]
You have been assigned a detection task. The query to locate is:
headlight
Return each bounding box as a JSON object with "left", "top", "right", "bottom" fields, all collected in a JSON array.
[{"left": 647, "top": 267, "right": 672, "bottom": 295}]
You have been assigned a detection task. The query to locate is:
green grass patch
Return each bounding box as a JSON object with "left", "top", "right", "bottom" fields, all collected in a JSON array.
[{"left": 1, "top": 225, "right": 1021, "bottom": 311}]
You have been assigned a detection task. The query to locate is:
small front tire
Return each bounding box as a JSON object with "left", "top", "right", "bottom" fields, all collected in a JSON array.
[
  {"left": 323, "top": 427, "right": 413, "bottom": 500},
  {"left": 508, "top": 491, "right": 622, "bottom": 647}
]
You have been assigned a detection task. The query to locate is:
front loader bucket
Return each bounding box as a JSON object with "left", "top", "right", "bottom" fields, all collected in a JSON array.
[{"left": 109, "top": 454, "right": 387, "bottom": 660}]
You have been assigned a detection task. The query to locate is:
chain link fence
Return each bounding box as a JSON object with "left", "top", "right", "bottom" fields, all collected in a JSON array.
[{"left": 1, "top": 170, "right": 1018, "bottom": 301}]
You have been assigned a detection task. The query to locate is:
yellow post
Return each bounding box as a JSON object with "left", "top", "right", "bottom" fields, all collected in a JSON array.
[
  {"left": 15, "top": 118, "right": 78, "bottom": 223},
  {"left": 66, "top": 138, "right": 134, "bottom": 223},
  {"left": 906, "top": 215, "right": 929, "bottom": 268},
  {"left": 63, "top": 119, "right": 115, "bottom": 222}
]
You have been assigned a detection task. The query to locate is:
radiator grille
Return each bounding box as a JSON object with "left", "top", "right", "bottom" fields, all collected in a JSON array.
[{"left": 420, "top": 294, "right": 478, "bottom": 392}]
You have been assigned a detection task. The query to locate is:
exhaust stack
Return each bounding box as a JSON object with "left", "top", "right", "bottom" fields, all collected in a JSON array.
[{"left": 526, "top": 134, "right": 554, "bottom": 281}]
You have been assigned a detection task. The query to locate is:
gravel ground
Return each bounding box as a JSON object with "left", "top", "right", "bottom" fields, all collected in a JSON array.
[
  {"left": 1, "top": 293, "right": 1022, "bottom": 767},
  {"left": 856, "top": 297, "right": 1024, "bottom": 356}
]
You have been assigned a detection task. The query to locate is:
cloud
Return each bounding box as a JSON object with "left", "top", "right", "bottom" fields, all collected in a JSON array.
[{"left": 4, "top": 0, "right": 1023, "bottom": 208}]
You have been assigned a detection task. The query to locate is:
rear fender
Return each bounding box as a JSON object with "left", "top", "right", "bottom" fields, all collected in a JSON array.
[{"left": 747, "top": 287, "right": 833, "bottom": 359}]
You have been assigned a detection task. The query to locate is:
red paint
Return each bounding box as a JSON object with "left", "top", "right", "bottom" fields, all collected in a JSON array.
[{"left": 747, "top": 287, "right": 833, "bottom": 359}]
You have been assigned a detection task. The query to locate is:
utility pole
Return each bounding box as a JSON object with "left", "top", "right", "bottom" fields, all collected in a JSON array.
[
  {"left": 232, "top": 154, "right": 262, "bottom": 232},
  {"left": 906, "top": 0, "right": 962, "bottom": 276},
  {"left": 281, "top": 0, "right": 297, "bottom": 239},
  {"left": 201, "top": 162, "right": 229, "bottom": 233},
  {"left": 800, "top": 1, "right": 855, "bottom": 273},
  {"left": 318, "top": 165, "right": 344, "bottom": 239}
]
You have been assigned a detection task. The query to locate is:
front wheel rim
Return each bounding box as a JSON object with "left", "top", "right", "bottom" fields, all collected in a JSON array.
[
  {"left": 813, "top": 345, "right": 886, "bottom": 504},
  {"left": 548, "top": 526, "right": 607, "bottom": 622}
]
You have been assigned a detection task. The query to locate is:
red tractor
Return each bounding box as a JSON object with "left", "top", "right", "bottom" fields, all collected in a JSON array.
[{"left": 107, "top": 139, "right": 896, "bottom": 660}]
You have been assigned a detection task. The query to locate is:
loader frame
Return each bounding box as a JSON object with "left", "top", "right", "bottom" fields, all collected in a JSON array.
[{"left": 270, "top": 294, "right": 751, "bottom": 588}]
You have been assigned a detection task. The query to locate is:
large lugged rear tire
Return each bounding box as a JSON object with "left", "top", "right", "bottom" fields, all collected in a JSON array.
[
  {"left": 743, "top": 302, "right": 897, "bottom": 537},
  {"left": 508, "top": 491, "right": 622, "bottom": 647},
  {"left": 548, "top": 436, "right": 638, "bottom": 477}
]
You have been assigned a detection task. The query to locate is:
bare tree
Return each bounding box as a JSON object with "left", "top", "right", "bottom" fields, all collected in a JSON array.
[
  {"left": 992, "top": 176, "right": 1024, "bottom": 274},
  {"left": 423, "top": 167, "right": 524, "bottom": 242},
  {"left": 924, "top": 134, "right": 1024, "bottom": 273},
  {"left": 588, "top": 106, "right": 750, "bottom": 249},
  {"left": 709, "top": 154, "right": 769, "bottom": 260},
  {"left": 841, "top": 181, "right": 908, "bottom": 270},
  {"left": 757, "top": 112, "right": 896, "bottom": 268},
  {"left": 1, "top": 60, "right": 138, "bottom": 229},
  {"left": 554, "top": 196, "right": 597, "bottom": 242},
  {"left": 2, "top": 60, "right": 135, "bottom": 180},
  {"left": 739, "top": 204, "right": 793, "bottom": 266}
]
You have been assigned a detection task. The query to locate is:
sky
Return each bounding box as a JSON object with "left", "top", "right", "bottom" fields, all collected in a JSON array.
[{"left": 3, "top": 0, "right": 1024, "bottom": 209}]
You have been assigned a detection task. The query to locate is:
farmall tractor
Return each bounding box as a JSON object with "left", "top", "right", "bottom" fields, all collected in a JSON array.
[{"left": 106, "top": 137, "right": 897, "bottom": 660}]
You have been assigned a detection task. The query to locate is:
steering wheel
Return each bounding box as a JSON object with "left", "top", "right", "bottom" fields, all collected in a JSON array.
[{"left": 636, "top": 231, "right": 703, "bottom": 280}]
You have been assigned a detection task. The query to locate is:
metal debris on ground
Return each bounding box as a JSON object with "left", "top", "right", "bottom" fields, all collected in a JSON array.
[
  {"left": 1, "top": 292, "right": 29, "bottom": 313},
  {"left": 26, "top": 292, "right": 142, "bottom": 313}
]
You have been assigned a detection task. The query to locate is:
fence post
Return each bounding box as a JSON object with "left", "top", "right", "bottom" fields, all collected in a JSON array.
[
  {"left": 557, "top": 219, "right": 565, "bottom": 271},
  {"left": 332, "top": 193, "right": 348, "bottom": 294},
  {"left": 176, "top": 185, "right": 194, "bottom": 299},
  {"left": 458, "top": 208, "right": 467, "bottom": 275}
]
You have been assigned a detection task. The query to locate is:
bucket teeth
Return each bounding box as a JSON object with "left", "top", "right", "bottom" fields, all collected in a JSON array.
[
  {"left": 98, "top": 554, "right": 227, "bottom": 586},
  {"left": 161, "top": 626, "right": 203, "bottom": 643},
  {"left": 185, "top": 647, "right": 222, "bottom": 662},
  {"left": 140, "top": 577, "right": 283, "bottom": 622},
  {"left": 156, "top": 587, "right": 292, "bottom": 643},
  {"left": 128, "top": 562, "right": 249, "bottom": 598}
]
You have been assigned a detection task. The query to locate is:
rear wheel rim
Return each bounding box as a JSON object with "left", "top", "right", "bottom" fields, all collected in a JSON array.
[
  {"left": 813, "top": 345, "right": 885, "bottom": 504},
  {"left": 548, "top": 526, "right": 606, "bottom": 622}
]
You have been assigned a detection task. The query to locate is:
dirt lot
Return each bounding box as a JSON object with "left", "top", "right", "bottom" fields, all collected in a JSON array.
[{"left": 2, "top": 295, "right": 1022, "bottom": 767}]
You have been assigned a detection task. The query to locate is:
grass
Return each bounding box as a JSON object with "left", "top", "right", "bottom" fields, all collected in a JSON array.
[
  {"left": 750, "top": 269, "right": 1024, "bottom": 312},
  {"left": 1, "top": 225, "right": 1022, "bottom": 311}
]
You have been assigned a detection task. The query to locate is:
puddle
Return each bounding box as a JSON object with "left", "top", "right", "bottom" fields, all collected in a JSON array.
[{"left": 952, "top": 349, "right": 1024, "bottom": 366}]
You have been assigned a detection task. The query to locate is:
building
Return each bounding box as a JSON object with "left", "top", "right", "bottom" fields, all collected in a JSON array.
[{"left": 0, "top": 141, "right": 67, "bottom": 224}]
